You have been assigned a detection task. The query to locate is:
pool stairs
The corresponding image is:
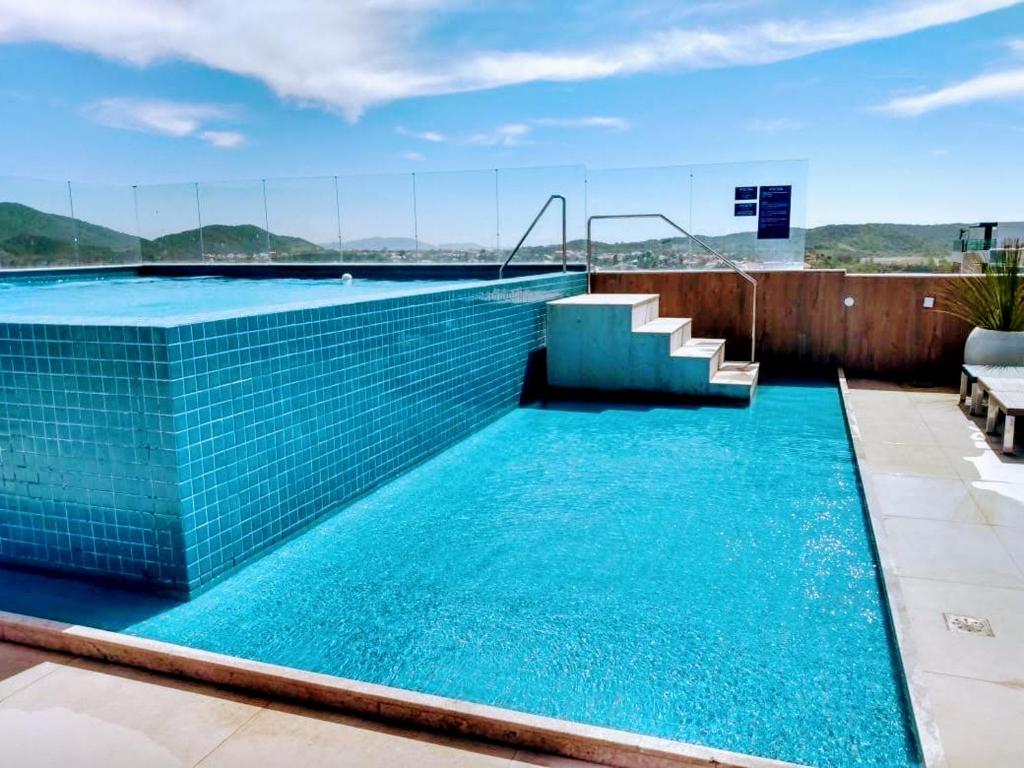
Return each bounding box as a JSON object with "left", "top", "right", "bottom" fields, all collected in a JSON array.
[{"left": 546, "top": 293, "right": 759, "bottom": 402}]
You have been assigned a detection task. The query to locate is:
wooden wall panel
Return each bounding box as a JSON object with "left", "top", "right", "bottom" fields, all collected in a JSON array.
[{"left": 593, "top": 270, "right": 973, "bottom": 383}]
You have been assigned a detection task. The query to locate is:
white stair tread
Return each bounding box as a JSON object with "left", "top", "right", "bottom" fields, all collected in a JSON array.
[
  {"left": 672, "top": 338, "right": 725, "bottom": 359},
  {"left": 548, "top": 293, "right": 658, "bottom": 307},
  {"left": 635, "top": 317, "right": 691, "bottom": 335},
  {"left": 711, "top": 363, "right": 760, "bottom": 386}
]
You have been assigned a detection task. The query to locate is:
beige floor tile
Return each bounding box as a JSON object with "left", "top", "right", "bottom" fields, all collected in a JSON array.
[
  {"left": 868, "top": 474, "right": 985, "bottom": 523},
  {"left": 898, "top": 577, "right": 1024, "bottom": 684},
  {"left": 852, "top": 418, "right": 937, "bottom": 445},
  {"left": 198, "top": 706, "right": 515, "bottom": 768},
  {"left": 919, "top": 672, "right": 1024, "bottom": 768},
  {"left": 941, "top": 443, "right": 1024, "bottom": 484},
  {"left": 0, "top": 663, "right": 261, "bottom": 768},
  {"left": 0, "top": 642, "right": 68, "bottom": 702},
  {"left": 860, "top": 441, "right": 959, "bottom": 478},
  {"left": 883, "top": 517, "right": 1024, "bottom": 587},
  {"left": 994, "top": 526, "right": 1024, "bottom": 574},
  {"left": 510, "top": 750, "right": 601, "bottom": 767},
  {"left": 969, "top": 481, "right": 1024, "bottom": 527}
]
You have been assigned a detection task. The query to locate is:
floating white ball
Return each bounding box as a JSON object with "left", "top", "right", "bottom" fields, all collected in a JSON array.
[{"left": 341, "top": 273, "right": 353, "bottom": 284}]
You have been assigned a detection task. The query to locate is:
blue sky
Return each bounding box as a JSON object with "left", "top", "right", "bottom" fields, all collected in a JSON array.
[{"left": 0, "top": 0, "right": 1022, "bottom": 232}]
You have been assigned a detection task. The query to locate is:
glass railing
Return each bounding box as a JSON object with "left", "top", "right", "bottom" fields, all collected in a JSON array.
[
  {"left": 0, "top": 161, "right": 807, "bottom": 272},
  {"left": 955, "top": 239, "right": 998, "bottom": 252}
]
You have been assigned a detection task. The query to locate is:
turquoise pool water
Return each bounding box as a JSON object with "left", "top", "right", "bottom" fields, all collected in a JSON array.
[
  {"left": 0, "top": 275, "right": 475, "bottom": 323},
  {"left": 0, "top": 384, "right": 918, "bottom": 767}
]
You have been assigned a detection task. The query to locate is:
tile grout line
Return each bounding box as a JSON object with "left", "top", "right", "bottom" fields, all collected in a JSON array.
[
  {"left": 0, "top": 656, "right": 66, "bottom": 706},
  {"left": 190, "top": 702, "right": 268, "bottom": 768}
]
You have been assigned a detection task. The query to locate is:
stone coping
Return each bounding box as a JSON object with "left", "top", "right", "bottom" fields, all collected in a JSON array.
[
  {"left": 0, "top": 609, "right": 803, "bottom": 768},
  {"left": 836, "top": 369, "right": 947, "bottom": 768}
]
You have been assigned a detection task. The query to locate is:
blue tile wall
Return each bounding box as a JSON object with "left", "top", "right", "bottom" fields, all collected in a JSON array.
[
  {"left": 0, "top": 324, "right": 185, "bottom": 586},
  {"left": 0, "top": 273, "right": 585, "bottom": 595}
]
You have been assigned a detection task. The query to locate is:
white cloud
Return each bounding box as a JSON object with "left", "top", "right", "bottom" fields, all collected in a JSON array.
[
  {"left": 878, "top": 67, "right": 1024, "bottom": 115},
  {"left": 468, "top": 123, "right": 533, "bottom": 146},
  {"left": 1009, "top": 38, "right": 1024, "bottom": 54},
  {"left": 396, "top": 126, "right": 446, "bottom": 142},
  {"left": 85, "top": 98, "right": 245, "bottom": 147},
  {"left": 1, "top": 0, "right": 1018, "bottom": 120},
  {"left": 747, "top": 117, "right": 803, "bottom": 132},
  {"left": 533, "top": 116, "right": 630, "bottom": 130},
  {"left": 199, "top": 130, "right": 245, "bottom": 148},
  {"left": 402, "top": 150, "right": 425, "bottom": 161}
]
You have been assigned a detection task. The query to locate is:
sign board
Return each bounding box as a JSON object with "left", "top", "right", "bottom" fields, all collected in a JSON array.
[
  {"left": 734, "top": 202, "right": 757, "bottom": 217},
  {"left": 735, "top": 186, "right": 758, "bottom": 201},
  {"left": 757, "top": 185, "right": 792, "bottom": 240}
]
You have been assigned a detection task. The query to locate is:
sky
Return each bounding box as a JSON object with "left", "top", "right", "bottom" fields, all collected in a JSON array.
[{"left": 0, "top": 0, "right": 1022, "bottom": 237}]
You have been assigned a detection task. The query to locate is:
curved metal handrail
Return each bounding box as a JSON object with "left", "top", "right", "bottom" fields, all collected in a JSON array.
[
  {"left": 586, "top": 213, "right": 758, "bottom": 362},
  {"left": 498, "top": 194, "right": 566, "bottom": 280}
]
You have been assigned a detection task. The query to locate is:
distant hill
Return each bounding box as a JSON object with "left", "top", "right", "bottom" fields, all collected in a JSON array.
[
  {"left": 0, "top": 200, "right": 970, "bottom": 272},
  {"left": 0, "top": 201, "right": 139, "bottom": 266},
  {"left": 143, "top": 224, "right": 323, "bottom": 260},
  {"left": 338, "top": 237, "right": 426, "bottom": 251}
]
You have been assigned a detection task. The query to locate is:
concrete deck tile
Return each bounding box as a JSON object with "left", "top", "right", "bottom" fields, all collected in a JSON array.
[
  {"left": 869, "top": 474, "right": 985, "bottom": 524},
  {"left": 969, "top": 481, "right": 1024, "bottom": 527},
  {"left": 898, "top": 577, "right": 1024, "bottom": 684},
  {"left": 861, "top": 441, "right": 959, "bottom": 478},
  {"left": 918, "top": 672, "right": 1024, "bottom": 768},
  {"left": 993, "top": 525, "right": 1024, "bottom": 574},
  {"left": 197, "top": 706, "right": 517, "bottom": 768},
  {"left": 0, "top": 641, "right": 69, "bottom": 702},
  {"left": 0, "top": 662, "right": 261, "bottom": 768},
  {"left": 883, "top": 517, "right": 1024, "bottom": 587}
]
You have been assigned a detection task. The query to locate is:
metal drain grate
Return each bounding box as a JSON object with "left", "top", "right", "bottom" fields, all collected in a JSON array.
[{"left": 943, "top": 613, "right": 994, "bottom": 637}]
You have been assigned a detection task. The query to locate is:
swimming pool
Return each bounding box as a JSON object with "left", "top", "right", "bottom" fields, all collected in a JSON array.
[
  {"left": 0, "top": 274, "right": 478, "bottom": 324},
  {"left": 0, "top": 267, "right": 587, "bottom": 594},
  {"left": 0, "top": 383, "right": 919, "bottom": 768}
]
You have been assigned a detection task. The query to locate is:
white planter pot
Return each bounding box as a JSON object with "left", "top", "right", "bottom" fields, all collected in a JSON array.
[{"left": 964, "top": 327, "right": 1024, "bottom": 366}]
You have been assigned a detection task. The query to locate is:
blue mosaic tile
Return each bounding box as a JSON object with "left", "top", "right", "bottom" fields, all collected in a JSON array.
[{"left": 0, "top": 273, "right": 585, "bottom": 595}]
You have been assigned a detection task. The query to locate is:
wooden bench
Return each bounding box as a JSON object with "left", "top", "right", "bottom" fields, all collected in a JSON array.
[{"left": 984, "top": 380, "right": 1024, "bottom": 454}]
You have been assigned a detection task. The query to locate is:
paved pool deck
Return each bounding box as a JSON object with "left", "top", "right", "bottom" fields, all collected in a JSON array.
[
  {"left": 845, "top": 378, "right": 1024, "bottom": 768},
  {"left": 0, "top": 640, "right": 595, "bottom": 768}
]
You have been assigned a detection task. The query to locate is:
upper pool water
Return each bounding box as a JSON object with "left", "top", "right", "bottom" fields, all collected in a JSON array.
[
  {"left": 0, "top": 384, "right": 918, "bottom": 767},
  {"left": 0, "top": 275, "right": 477, "bottom": 324}
]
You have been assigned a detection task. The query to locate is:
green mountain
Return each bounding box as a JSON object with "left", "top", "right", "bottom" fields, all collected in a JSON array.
[
  {"left": 142, "top": 224, "right": 323, "bottom": 260},
  {"left": 0, "top": 201, "right": 969, "bottom": 273},
  {"left": 0, "top": 201, "right": 139, "bottom": 267}
]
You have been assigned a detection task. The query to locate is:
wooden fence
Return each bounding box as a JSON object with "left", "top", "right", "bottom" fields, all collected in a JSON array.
[{"left": 592, "top": 270, "right": 973, "bottom": 383}]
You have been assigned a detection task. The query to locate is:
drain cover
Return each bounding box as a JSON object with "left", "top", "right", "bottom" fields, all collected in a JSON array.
[{"left": 943, "top": 613, "right": 994, "bottom": 637}]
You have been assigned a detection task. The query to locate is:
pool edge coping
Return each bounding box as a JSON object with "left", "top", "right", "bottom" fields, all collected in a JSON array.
[
  {"left": 0, "top": 608, "right": 805, "bottom": 768},
  {"left": 836, "top": 369, "right": 948, "bottom": 768}
]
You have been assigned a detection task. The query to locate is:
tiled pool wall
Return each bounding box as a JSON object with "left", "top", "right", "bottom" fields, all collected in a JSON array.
[{"left": 0, "top": 272, "right": 586, "bottom": 595}]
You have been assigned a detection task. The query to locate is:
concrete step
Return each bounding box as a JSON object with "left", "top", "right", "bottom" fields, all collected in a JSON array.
[
  {"left": 634, "top": 317, "right": 692, "bottom": 353},
  {"left": 710, "top": 362, "right": 760, "bottom": 400},
  {"left": 547, "top": 293, "right": 660, "bottom": 331}
]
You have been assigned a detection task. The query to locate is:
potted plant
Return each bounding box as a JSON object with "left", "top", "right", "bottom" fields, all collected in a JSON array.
[{"left": 944, "top": 239, "right": 1024, "bottom": 365}]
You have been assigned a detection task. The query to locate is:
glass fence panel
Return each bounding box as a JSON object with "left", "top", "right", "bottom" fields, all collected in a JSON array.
[
  {"left": 336, "top": 173, "right": 416, "bottom": 263},
  {"left": 690, "top": 159, "right": 808, "bottom": 269},
  {"left": 67, "top": 181, "right": 141, "bottom": 265},
  {"left": 0, "top": 176, "right": 76, "bottom": 269},
  {"left": 265, "top": 176, "right": 340, "bottom": 262},
  {"left": 413, "top": 169, "right": 498, "bottom": 263},
  {"left": 584, "top": 166, "right": 693, "bottom": 270},
  {"left": 136, "top": 183, "right": 203, "bottom": 262},
  {"left": 196, "top": 179, "right": 270, "bottom": 263},
  {"left": 497, "top": 165, "right": 586, "bottom": 265}
]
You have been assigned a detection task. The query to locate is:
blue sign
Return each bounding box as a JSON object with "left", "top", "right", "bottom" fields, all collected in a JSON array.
[
  {"left": 734, "top": 202, "right": 757, "bottom": 217},
  {"left": 735, "top": 186, "right": 757, "bottom": 201},
  {"left": 757, "top": 185, "right": 792, "bottom": 240}
]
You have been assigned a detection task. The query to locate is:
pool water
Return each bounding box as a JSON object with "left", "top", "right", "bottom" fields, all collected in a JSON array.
[
  {"left": 0, "top": 275, "right": 476, "bottom": 323},
  {"left": 0, "top": 384, "right": 918, "bottom": 767}
]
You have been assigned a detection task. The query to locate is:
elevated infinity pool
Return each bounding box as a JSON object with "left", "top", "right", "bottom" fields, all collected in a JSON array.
[
  {"left": 0, "top": 267, "right": 587, "bottom": 594},
  {"left": 0, "top": 383, "right": 919, "bottom": 768}
]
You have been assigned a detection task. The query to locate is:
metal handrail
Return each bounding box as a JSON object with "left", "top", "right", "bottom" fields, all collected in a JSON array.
[
  {"left": 498, "top": 194, "right": 566, "bottom": 279},
  {"left": 586, "top": 213, "right": 758, "bottom": 363}
]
